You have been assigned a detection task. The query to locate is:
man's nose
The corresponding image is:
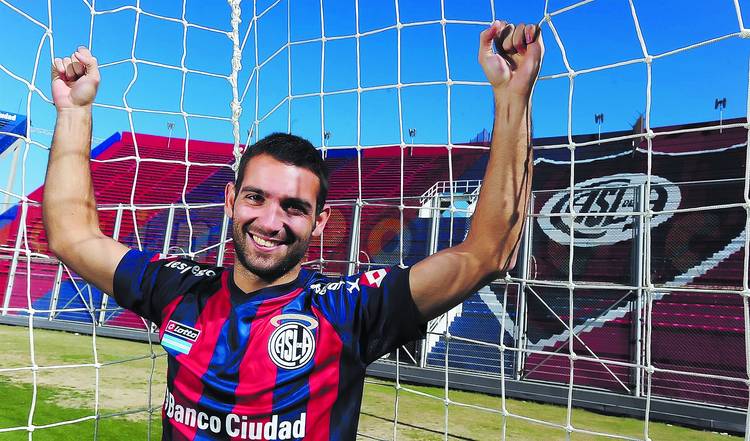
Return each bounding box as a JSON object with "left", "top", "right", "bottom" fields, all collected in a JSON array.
[{"left": 254, "top": 203, "right": 284, "bottom": 234}]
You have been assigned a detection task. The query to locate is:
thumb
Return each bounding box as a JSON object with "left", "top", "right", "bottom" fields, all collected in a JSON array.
[
  {"left": 51, "top": 62, "right": 63, "bottom": 83},
  {"left": 479, "top": 22, "right": 500, "bottom": 55}
]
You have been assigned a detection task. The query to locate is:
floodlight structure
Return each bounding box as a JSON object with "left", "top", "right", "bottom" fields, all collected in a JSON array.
[
  {"left": 594, "top": 113, "right": 604, "bottom": 142},
  {"left": 408, "top": 127, "right": 416, "bottom": 156},
  {"left": 715, "top": 97, "right": 727, "bottom": 133},
  {"left": 166, "top": 122, "right": 175, "bottom": 149}
]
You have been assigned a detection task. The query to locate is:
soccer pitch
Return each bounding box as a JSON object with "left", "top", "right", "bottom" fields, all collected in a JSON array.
[{"left": 0, "top": 325, "right": 740, "bottom": 441}]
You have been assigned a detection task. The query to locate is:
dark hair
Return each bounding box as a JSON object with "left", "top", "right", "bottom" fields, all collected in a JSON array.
[{"left": 234, "top": 133, "right": 329, "bottom": 213}]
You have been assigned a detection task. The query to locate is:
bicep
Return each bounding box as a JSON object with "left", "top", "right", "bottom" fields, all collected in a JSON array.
[
  {"left": 409, "top": 243, "right": 498, "bottom": 321},
  {"left": 55, "top": 234, "right": 130, "bottom": 296}
]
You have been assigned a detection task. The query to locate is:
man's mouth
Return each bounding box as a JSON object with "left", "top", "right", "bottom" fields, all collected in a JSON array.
[{"left": 247, "top": 231, "right": 285, "bottom": 250}]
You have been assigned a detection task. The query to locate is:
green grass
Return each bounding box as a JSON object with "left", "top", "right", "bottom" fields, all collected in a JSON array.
[
  {"left": 0, "top": 325, "right": 742, "bottom": 440},
  {"left": 0, "top": 324, "right": 166, "bottom": 440},
  {"left": 359, "top": 380, "right": 740, "bottom": 440},
  {"left": 0, "top": 378, "right": 162, "bottom": 440}
]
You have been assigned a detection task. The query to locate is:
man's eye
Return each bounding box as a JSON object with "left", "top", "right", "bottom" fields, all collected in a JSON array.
[
  {"left": 246, "top": 194, "right": 263, "bottom": 202},
  {"left": 286, "top": 205, "right": 306, "bottom": 215}
]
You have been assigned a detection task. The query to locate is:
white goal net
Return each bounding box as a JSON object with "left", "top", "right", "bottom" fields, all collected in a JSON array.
[{"left": 1, "top": 0, "right": 749, "bottom": 440}]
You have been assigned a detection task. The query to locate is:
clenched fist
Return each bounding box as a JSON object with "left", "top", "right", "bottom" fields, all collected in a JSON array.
[
  {"left": 52, "top": 47, "right": 100, "bottom": 109},
  {"left": 479, "top": 21, "right": 543, "bottom": 99}
]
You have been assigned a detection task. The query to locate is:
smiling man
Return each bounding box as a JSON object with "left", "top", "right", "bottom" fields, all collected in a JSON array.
[
  {"left": 227, "top": 138, "right": 329, "bottom": 286},
  {"left": 43, "top": 20, "right": 542, "bottom": 441}
]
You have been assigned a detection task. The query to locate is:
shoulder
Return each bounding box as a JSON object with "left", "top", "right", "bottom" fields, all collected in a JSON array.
[
  {"left": 112, "top": 250, "right": 226, "bottom": 323},
  {"left": 304, "top": 267, "right": 406, "bottom": 296},
  {"left": 119, "top": 250, "right": 225, "bottom": 291},
  {"left": 306, "top": 271, "right": 359, "bottom": 297},
  {"left": 158, "top": 258, "right": 223, "bottom": 279},
  {"left": 302, "top": 272, "right": 361, "bottom": 332},
  {"left": 157, "top": 257, "right": 225, "bottom": 292}
]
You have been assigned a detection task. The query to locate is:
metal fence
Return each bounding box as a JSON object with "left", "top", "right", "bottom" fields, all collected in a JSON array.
[{"left": 1, "top": 177, "right": 747, "bottom": 431}]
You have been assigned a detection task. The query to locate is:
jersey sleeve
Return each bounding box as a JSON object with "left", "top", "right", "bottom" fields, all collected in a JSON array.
[
  {"left": 356, "top": 266, "right": 426, "bottom": 364},
  {"left": 112, "top": 249, "right": 218, "bottom": 325}
]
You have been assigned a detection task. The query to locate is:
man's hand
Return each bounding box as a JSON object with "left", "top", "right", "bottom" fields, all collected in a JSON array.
[
  {"left": 479, "top": 21, "right": 543, "bottom": 98},
  {"left": 52, "top": 47, "right": 100, "bottom": 109}
]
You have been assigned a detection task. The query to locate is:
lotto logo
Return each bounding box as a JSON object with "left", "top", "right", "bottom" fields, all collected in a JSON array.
[
  {"left": 165, "top": 320, "right": 200, "bottom": 342},
  {"left": 360, "top": 268, "right": 388, "bottom": 288}
]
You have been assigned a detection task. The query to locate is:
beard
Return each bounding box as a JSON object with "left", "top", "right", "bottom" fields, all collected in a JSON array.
[{"left": 232, "top": 221, "right": 311, "bottom": 282}]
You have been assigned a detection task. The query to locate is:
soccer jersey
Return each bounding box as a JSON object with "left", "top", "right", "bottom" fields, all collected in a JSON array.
[{"left": 113, "top": 249, "right": 425, "bottom": 441}]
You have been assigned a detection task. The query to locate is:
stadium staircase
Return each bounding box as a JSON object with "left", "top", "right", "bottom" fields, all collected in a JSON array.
[{"left": 426, "top": 283, "right": 516, "bottom": 375}]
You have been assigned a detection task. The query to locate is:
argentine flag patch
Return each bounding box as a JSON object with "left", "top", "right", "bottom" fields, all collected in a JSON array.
[{"left": 161, "top": 320, "right": 201, "bottom": 355}]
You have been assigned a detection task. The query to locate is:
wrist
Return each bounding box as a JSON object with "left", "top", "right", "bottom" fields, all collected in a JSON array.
[
  {"left": 56, "top": 105, "right": 92, "bottom": 115},
  {"left": 493, "top": 92, "right": 529, "bottom": 125},
  {"left": 492, "top": 87, "right": 529, "bottom": 106}
]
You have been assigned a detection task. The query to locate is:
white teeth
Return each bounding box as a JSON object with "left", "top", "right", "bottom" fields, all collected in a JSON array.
[{"left": 251, "top": 235, "right": 276, "bottom": 248}]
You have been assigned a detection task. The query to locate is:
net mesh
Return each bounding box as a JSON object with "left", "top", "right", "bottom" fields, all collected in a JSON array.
[{"left": 0, "top": 0, "right": 748, "bottom": 439}]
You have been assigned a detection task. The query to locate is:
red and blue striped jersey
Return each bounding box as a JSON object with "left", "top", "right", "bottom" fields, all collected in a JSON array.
[{"left": 113, "top": 249, "right": 425, "bottom": 441}]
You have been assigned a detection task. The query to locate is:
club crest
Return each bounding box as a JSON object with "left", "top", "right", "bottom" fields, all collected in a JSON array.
[{"left": 267, "top": 314, "right": 318, "bottom": 369}]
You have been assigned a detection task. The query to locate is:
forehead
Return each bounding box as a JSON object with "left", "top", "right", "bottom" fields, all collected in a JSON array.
[{"left": 238, "top": 154, "right": 320, "bottom": 203}]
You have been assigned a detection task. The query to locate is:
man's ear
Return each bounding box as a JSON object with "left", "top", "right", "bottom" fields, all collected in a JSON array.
[
  {"left": 312, "top": 204, "right": 331, "bottom": 237},
  {"left": 224, "top": 182, "right": 236, "bottom": 218}
]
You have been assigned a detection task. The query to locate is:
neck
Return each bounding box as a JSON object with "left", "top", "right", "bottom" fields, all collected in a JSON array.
[{"left": 232, "top": 261, "right": 302, "bottom": 293}]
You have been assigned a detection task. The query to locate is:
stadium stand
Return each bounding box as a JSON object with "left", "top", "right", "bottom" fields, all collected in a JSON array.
[{"left": 0, "top": 118, "right": 747, "bottom": 408}]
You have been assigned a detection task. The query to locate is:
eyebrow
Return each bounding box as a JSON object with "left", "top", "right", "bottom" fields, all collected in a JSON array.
[
  {"left": 240, "top": 186, "right": 313, "bottom": 212},
  {"left": 240, "top": 185, "right": 266, "bottom": 196}
]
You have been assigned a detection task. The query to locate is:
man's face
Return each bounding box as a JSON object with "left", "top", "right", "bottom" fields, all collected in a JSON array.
[{"left": 224, "top": 154, "right": 329, "bottom": 281}]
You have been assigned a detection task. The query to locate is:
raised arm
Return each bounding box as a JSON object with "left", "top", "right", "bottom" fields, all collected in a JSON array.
[
  {"left": 43, "top": 47, "right": 129, "bottom": 294},
  {"left": 410, "top": 21, "right": 543, "bottom": 321}
]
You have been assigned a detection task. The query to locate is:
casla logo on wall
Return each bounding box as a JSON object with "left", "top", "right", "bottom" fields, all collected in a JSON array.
[{"left": 537, "top": 173, "right": 681, "bottom": 247}]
